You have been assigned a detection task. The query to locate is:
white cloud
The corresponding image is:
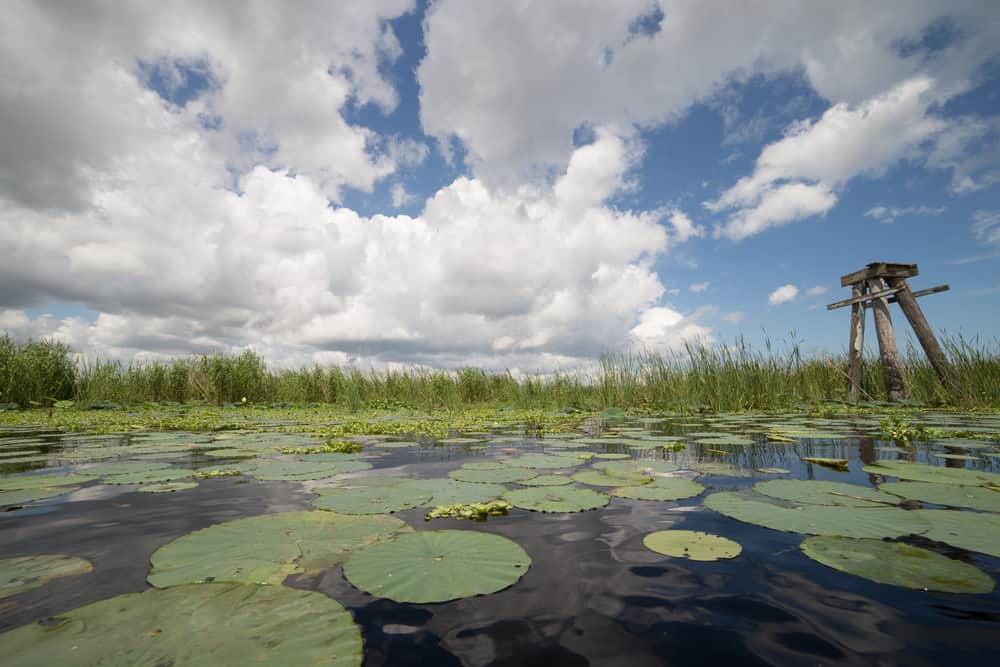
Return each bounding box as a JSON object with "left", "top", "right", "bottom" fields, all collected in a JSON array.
[
  {"left": 628, "top": 307, "right": 713, "bottom": 353},
  {"left": 768, "top": 284, "right": 799, "bottom": 305},
  {"left": 865, "top": 205, "right": 945, "bottom": 223},
  {"left": 972, "top": 210, "right": 1000, "bottom": 246},
  {"left": 721, "top": 311, "right": 745, "bottom": 323},
  {"left": 666, "top": 288, "right": 681, "bottom": 297},
  {"left": 689, "top": 282, "right": 710, "bottom": 294},
  {"left": 805, "top": 285, "right": 829, "bottom": 297},
  {"left": 390, "top": 183, "right": 417, "bottom": 208},
  {"left": 418, "top": 1, "right": 1000, "bottom": 185},
  {"left": 710, "top": 77, "right": 948, "bottom": 240},
  {"left": 668, "top": 209, "right": 705, "bottom": 243}
]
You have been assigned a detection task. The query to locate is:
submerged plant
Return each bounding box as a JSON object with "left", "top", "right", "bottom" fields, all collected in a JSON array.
[{"left": 424, "top": 500, "right": 511, "bottom": 521}]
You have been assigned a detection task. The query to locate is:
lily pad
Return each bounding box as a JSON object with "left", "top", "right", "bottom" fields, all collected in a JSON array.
[
  {"left": 572, "top": 470, "right": 652, "bottom": 487},
  {"left": 516, "top": 474, "right": 573, "bottom": 487},
  {"left": 863, "top": 461, "right": 1000, "bottom": 486},
  {"left": 102, "top": 468, "right": 195, "bottom": 485},
  {"left": 0, "top": 555, "right": 93, "bottom": 598},
  {"left": 0, "top": 486, "right": 78, "bottom": 507},
  {"left": 312, "top": 481, "right": 431, "bottom": 514},
  {"left": 593, "top": 453, "right": 631, "bottom": 460},
  {"left": 915, "top": 509, "right": 1000, "bottom": 557},
  {"left": 459, "top": 461, "right": 508, "bottom": 470},
  {"left": 449, "top": 467, "right": 537, "bottom": 484},
  {"left": 754, "top": 480, "right": 899, "bottom": 508},
  {"left": 504, "top": 486, "right": 610, "bottom": 513},
  {"left": 643, "top": 530, "right": 742, "bottom": 561},
  {"left": 138, "top": 481, "right": 199, "bottom": 493},
  {"left": 0, "top": 583, "right": 362, "bottom": 666},
  {"left": 881, "top": 481, "right": 1000, "bottom": 513},
  {"left": 509, "top": 454, "right": 582, "bottom": 469},
  {"left": 612, "top": 478, "right": 705, "bottom": 501},
  {"left": 250, "top": 461, "right": 357, "bottom": 481},
  {"left": 407, "top": 478, "right": 507, "bottom": 505},
  {"left": 704, "top": 492, "right": 930, "bottom": 538},
  {"left": 343, "top": 529, "right": 530, "bottom": 603},
  {"left": 801, "top": 457, "right": 849, "bottom": 471},
  {"left": 757, "top": 467, "right": 791, "bottom": 474},
  {"left": 801, "top": 536, "right": 994, "bottom": 594},
  {"left": 148, "top": 510, "right": 409, "bottom": 587},
  {"left": 86, "top": 461, "right": 172, "bottom": 477},
  {"left": 0, "top": 473, "right": 97, "bottom": 492}
]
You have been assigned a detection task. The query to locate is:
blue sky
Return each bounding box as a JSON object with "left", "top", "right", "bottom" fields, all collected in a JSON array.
[{"left": 2, "top": 1, "right": 999, "bottom": 370}]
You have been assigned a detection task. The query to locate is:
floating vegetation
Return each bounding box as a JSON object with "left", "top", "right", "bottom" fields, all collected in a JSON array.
[
  {"left": 249, "top": 460, "right": 367, "bottom": 481},
  {"left": 515, "top": 474, "right": 573, "bottom": 487},
  {"left": 148, "top": 510, "right": 408, "bottom": 587},
  {"left": 312, "top": 479, "right": 431, "bottom": 514},
  {"left": 324, "top": 439, "right": 364, "bottom": 453},
  {"left": 756, "top": 467, "right": 791, "bottom": 474},
  {"left": 425, "top": 500, "right": 511, "bottom": 521},
  {"left": 138, "top": 481, "right": 199, "bottom": 493},
  {"left": 915, "top": 509, "right": 1000, "bottom": 558},
  {"left": 800, "top": 457, "right": 849, "bottom": 471},
  {"left": 343, "top": 530, "right": 530, "bottom": 603},
  {"left": 863, "top": 461, "right": 1000, "bottom": 486},
  {"left": 449, "top": 466, "right": 537, "bottom": 484},
  {"left": 407, "top": 478, "right": 507, "bottom": 505},
  {"left": 704, "top": 492, "right": 930, "bottom": 538},
  {"left": 0, "top": 472, "right": 96, "bottom": 492},
  {"left": 880, "top": 481, "right": 1000, "bottom": 513},
  {"left": 611, "top": 478, "right": 705, "bottom": 502},
  {"left": 0, "top": 486, "right": 79, "bottom": 507},
  {"left": 0, "top": 555, "right": 93, "bottom": 598},
  {"left": 102, "top": 468, "right": 195, "bottom": 485},
  {"left": 643, "top": 530, "right": 742, "bottom": 561},
  {"left": 0, "top": 584, "right": 363, "bottom": 666},
  {"left": 800, "top": 536, "right": 994, "bottom": 594},
  {"left": 878, "top": 418, "right": 929, "bottom": 445},
  {"left": 572, "top": 469, "right": 652, "bottom": 487},
  {"left": 504, "top": 485, "right": 610, "bottom": 513},
  {"left": 508, "top": 453, "right": 583, "bottom": 469},
  {"left": 754, "top": 480, "right": 900, "bottom": 508}
]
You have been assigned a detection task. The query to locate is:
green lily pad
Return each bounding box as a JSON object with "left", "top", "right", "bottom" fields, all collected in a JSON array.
[
  {"left": 885, "top": 481, "right": 1000, "bottom": 512},
  {"left": 86, "top": 462, "right": 172, "bottom": 477},
  {"left": 0, "top": 486, "right": 79, "bottom": 507},
  {"left": 249, "top": 461, "right": 357, "bottom": 481},
  {"left": 0, "top": 584, "right": 362, "bottom": 666},
  {"left": 0, "top": 555, "right": 93, "bottom": 598},
  {"left": 704, "top": 492, "right": 930, "bottom": 538},
  {"left": 572, "top": 470, "right": 652, "bottom": 487},
  {"left": 343, "top": 530, "right": 530, "bottom": 603},
  {"left": 449, "top": 467, "right": 537, "bottom": 484},
  {"left": 509, "top": 454, "right": 582, "bottom": 469},
  {"left": 407, "top": 478, "right": 507, "bottom": 505},
  {"left": 504, "top": 486, "right": 610, "bottom": 513},
  {"left": 690, "top": 463, "right": 752, "bottom": 478},
  {"left": 0, "top": 473, "right": 97, "bottom": 492},
  {"left": 612, "top": 478, "right": 705, "bottom": 501},
  {"left": 593, "top": 453, "right": 631, "bottom": 460},
  {"left": 312, "top": 481, "right": 432, "bottom": 514},
  {"left": 459, "top": 461, "right": 508, "bottom": 470},
  {"left": 102, "top": 468, "right": 195, "bottom": 485},
  {"left": 863, "top": 461, "right": 1000, "bottom": 486},
  {"left": 801, "top": 536, "right": 994, "bottom": 594},
  {"left": 915, "top": 509, "right": 1000, "bottom": 557},
  {"left": 516, "top": 474, "right": 573, "bottom": 487},
  {"left": 693, "top": 436, "right": 755, "bottom": 446},
  {"left": 757, "top": 467, "right": 791, "bottom": 474},
  {"left": 754, "top": 480, "right": 899, "bottom": 508},
  {"left": 148, "top": 510, "right": 409, "bottom": 587},
  {"left": 643, "top": 530, "right": 742, "bottom": 561},
  {"left": 138, "top": 481, "right": 199, "bottom": 493}
]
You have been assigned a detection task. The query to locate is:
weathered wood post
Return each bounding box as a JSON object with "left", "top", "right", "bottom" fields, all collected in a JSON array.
[
  {"left": 828, "top": 262, "right": 952, "bottom": 402},
  {"left": 869, "top": 277, "right": 907, "bottom": 401},
  {"left": 847, "top": 282, "right": 866, "bottom": 402}
]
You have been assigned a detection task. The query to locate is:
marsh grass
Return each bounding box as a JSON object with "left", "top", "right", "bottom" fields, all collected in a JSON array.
[{"left": 1, "top": 332, "right": 998, "bottom": 410}]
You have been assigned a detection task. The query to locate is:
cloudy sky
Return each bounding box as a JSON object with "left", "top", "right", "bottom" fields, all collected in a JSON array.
[{"left": 2, "top": 1, "right": 999, "bottom": 372}]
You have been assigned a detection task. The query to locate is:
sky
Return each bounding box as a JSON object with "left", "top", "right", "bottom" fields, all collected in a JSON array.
[{"left": 1, "top": 1, "right": 999, "bottom": 373}]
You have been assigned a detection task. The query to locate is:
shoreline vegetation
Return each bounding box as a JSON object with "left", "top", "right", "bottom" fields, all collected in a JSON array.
[{"left": 1, "top": 333, "right": 998, "bottom": 413}]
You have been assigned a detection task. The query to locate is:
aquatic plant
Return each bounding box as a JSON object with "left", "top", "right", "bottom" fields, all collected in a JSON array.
[{"left": 424, "top": 500, "right": 511, "bottom": 521}]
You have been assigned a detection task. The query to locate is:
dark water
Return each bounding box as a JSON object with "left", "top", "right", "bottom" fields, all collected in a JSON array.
[{"left": 2, "top": 418, "right": 1000, "bottom": 666}]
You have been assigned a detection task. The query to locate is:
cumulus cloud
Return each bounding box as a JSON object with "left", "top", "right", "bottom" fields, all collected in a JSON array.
[
  {"left": 768, "top": 284, "right": 799, "bottom": 305},
  {"left": 865, "top": 205, "right": 945, "bottom": 224},
  {"left": 689, "top": 282, "right": 710, "bottom": 294},
  {"left": 667, "top": 209, "right": 705, "bottom": 243},
  {"left": 710, "top": 77, "right": 948, "bottom": 240},
  {"left": 628, "top": 307, "right": 713, "bottom": 352},
  {"left": 721, "top": 311, "right": 745, "bottom": 324},
  {"left": 390, "top": 183, "right": 417, "bottom": 208},
  {"left": 805, "top": 286, "right": 829, "bottom": 297},
  {"left": 418, "top": 1, "right": 1000, "bottom": 185}
]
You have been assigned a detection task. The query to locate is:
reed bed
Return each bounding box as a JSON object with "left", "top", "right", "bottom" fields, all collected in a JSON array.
[{"left": 1, "top": 333, "right": 997, "bottom": 411}]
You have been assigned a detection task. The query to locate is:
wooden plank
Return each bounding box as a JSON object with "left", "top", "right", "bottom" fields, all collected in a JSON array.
[
  {"left": 869, "top": 278, "right": 907, "bottom": 401},
  {"left": 847, "top": 283, "right": 866, "bottom": 402},
  {"left": 840, "top": 262, "right": 918, "bottom": 287},
  {"left": 886, "top": 278, "right": 959, "bottom": 395},
  {"left": 886, "top": 284, "right": 948, "bottom": 303},
  {"left": 827, "top": 286, "right": 902, "bottom": 310}
]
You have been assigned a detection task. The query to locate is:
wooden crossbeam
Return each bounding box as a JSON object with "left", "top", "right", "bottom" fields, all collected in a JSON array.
[
  {"left": 840, "top": 262, "right": 918, "bottom": 287},
  {"left": 826, "top": 283, "right": 948, "bottom": 311}
]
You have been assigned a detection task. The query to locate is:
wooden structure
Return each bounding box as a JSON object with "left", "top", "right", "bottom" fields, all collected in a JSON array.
[{"left": 827, "top": 262, "right": 955, "bottom": 402}]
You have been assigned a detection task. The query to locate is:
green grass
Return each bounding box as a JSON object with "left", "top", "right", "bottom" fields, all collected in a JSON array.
[{"left": 1, "top": 332, "right": 998, "bottom": 411}]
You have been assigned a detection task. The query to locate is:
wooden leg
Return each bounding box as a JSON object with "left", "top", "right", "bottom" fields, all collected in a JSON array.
[
  {"left": 869, "top": 278, "right": 907, "bottom": 401},
  {"left": 847, "top": 283, "right": 866, "bottom": 402},
  {"left": 886, "top": 277, "right": 960, "bottom": 395}
]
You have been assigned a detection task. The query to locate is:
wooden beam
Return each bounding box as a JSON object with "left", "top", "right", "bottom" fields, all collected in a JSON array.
[
  {"left": 887, "top": 284, "right": 949, "bottom": 304},
  {"left": 847, "top": 283, "right": 866, "bottom": 402},
  {"left": 840, "top": 262, "right": 918, "bottom": 287},
  {"left": 886, "top": 278, "right": 960, "bottom": 395},
  {"left": 827, "top": 286, "right": 902, "bottom": 310},
  {"left": 869, "top": 278, "right": 907, "bottom": 401}
]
